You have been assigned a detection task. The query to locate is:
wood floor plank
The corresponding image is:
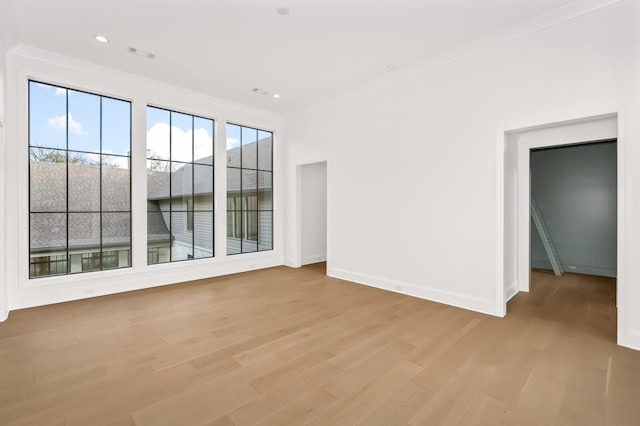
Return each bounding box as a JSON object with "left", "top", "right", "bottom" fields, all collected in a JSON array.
[
  {"left": 504, "top": 356, "right": 570, "bottom": 425},
  {"left": 455, "top": 392, "right": 509, "bottom": 425},
  {"left": 249, "top": 349, "right": 336, "bottom": 394},
  {"left": 481, "top": 340, "right": 542, "bottom": 406},
  {"left": 323, "top": 339, "right": 416, "bottom": 400},
  {"left": 605, "top": 356, "right": 640, "bottom": 420},
  {"left": 229, "top": 361, "right": 343, "bottom": 425},
  {"left": 133, "top": 383, "right": 258, "bottom": 426},
  {"left": 310, "top": 360, "right": 422, "bottom": 425},
  {"left": 355, "top": 380, "right": 434, "bottom": 426},
  {"left": 0, "top": 266, "right": 637, "bottom": 425},
  {"left": 555, "top": 362, "right": 607, "bottom": 426},
  {"left": 258, "top": 387, "right": 339, "bottom": 426},
  {"left": 207, "top": 415, "right": 238, "bottom": 426},
  {"left": 406, "top": 359, "right": 496, "bottom": 425}
]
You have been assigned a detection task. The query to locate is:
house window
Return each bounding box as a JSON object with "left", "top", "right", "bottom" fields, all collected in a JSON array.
[
  {"left": 101, "top": 250, "right": 121, "bottom": 269},
  {"left": 81, "top": 252, "right": 102, "bottom": 272},
  {"left": 28, "top": 81, "right": 131, "bottom": 278},
  {"left": 226, "top": 123, "right": 273, "bottom": 254},
  {"left": 147, "top": 106, "right": 214, "bottom": 263},
  {"left": 147, "top": 247, "right": 159, "bottom": 264},
  {"left": 29, "top": 255, "right": 68, "bottom": 278}
]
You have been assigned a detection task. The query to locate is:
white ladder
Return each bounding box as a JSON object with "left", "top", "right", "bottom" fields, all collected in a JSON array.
[{"left": 531, "top": 198, "right": 563, "bottom": 276}]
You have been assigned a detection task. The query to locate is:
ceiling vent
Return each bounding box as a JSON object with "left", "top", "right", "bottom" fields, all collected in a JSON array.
[
  {"left": 252, "top": 88, "right": 271, "bottom": 96},
  {"left": 128, "top": 47, "right": 156, "bottom": 59}
]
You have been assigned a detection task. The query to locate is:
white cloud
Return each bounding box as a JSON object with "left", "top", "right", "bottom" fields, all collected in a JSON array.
[
  {"left": 147, "top": 122, "right": 213, "bottom": 162},
  {"left": 226, "top": 138, "right": 240, "bottom": 150},
  {"left": 110, "top": 156, "right": 130, "bottom": 169},
  {"left": 85, "top": 153, "right": 101, "bottom": 164},
  {"left": 147, "top": 122, "right": 171, "bottom": 160},
  {"left": 55, "top": 88, "right": 66, "bottom": 96},
  {"left": 76, "top": 152, "right": 129, "bottom": 169},
  {"left": 193, "top": 128, "right": 213, "bottom": 161},
  {"left": 47, "top": 113, "right": 86, "bottom": 135}
]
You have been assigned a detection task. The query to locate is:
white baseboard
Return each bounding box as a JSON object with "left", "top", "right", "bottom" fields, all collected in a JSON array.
[
  {"left": 506, "top": 280, "right": 519, "bottom": 302},
  {"left": 302, "top": 254, "right": 327, "bottom": 265},
  {"left": 10, "top": 253, "right": 284, "bottom": 311},
  {"left": 327, "top": 266, "right": 499, "bottom": 316},
  {"left": 283, "top": 258, "right": 302, "bottom": 268},
  {"left": 622, "top": 329, "right": 640, "bottom": 352}
]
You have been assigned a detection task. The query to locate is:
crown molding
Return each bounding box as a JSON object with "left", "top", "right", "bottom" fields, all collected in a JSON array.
[{"left": 289, "top": 0, "right": 621, "bottom": 118}]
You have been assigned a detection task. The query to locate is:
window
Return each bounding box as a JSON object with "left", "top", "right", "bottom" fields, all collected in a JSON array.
[
  {"left": 29, "top": 81, "right": 131, "bottom": 278},
  {"left": 226, "top": 123, "right": 273, "bottom": 254},
  {"left": 147, "top": 106, "right": 214, "bottom": 263},
  {"left": 101, "top": 250, "right": 122, "bottom": 269},
  {"left": 147, "top": 247, "right": 160, "bottom": 264},
  {"left": 29, "top": 255, "right": 67, "bottom": 278},
  {"left": 81, "top": 252, "right": 102, "bottom": 272}
]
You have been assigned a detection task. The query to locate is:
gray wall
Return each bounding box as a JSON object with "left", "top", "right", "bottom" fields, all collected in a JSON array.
[{"left": 530, "top": 141, "right": 617, "bottom": 277}]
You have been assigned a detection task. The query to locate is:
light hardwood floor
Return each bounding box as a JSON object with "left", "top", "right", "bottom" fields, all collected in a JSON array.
[{"left": 0, "top": 264, "right": 639, "bottom": 425}]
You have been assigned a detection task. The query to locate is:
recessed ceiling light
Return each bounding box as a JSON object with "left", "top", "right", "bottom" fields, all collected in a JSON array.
[
  {"left": 277, "top": 6, "right": 290, "bottom": 15},
  {"left": 94, "top": 35, "right": 109, "bottom": 43},
  {"left": 273, "top": 94, "right": 280, "bottom": 99},
  {"left": 387, "top": 64, "right": 397, "bottom": 71}
]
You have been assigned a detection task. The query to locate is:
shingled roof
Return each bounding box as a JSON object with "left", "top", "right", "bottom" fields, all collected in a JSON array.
[
  {"left": 226, "top": 136, "right": 273, "bottom": 193},
  {"left": 30, "top": 161, "right": 170, "bottom": 252},
  {"left": 30, "top": 137, "right": 272, "bottom": 253},
  {"left": 147, "top": 137, "right": 273, "bottom": 199}
]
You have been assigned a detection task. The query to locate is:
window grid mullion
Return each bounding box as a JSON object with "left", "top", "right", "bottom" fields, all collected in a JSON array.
[
  {"left": 191, "top": 115, "right": 195, "bottom": 257},
  {"left": 99, "top": 96, "right": 103, "bottom": 271},
  {"left": 65, "top": 87, "right": 70, "bottom": 274}
]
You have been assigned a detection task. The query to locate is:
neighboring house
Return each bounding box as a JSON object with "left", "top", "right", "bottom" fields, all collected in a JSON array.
[
  {"left": 29, "top": 160, "right": 139, "bottom": 276},
  {"left": 225, "top": 136, "right": 273, "bottom": 254},
  {"left": 30, "top": 137, "right": 272, "bottom": 275},
  {"left": 146, "top": 154, "right": 215, "bottom": 263},
  {"left": 146, "top": 136, "right": 273, "bottom": 258}
]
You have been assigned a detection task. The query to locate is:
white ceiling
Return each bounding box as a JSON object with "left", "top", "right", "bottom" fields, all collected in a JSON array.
[{"left": 2, "top": 0, "right": 581, "bottom": 113}]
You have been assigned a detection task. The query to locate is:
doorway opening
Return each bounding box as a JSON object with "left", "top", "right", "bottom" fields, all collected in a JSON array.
[
  {"left": 530, "top": 140, "right": 617, "bottom": 278},
  {"left": 528, "top": 140, "right": 617, "bottom": 342},
  {"left": 298, "top": 162, "right": 327, "bottom": 269},
  {"left": 502, "top": 112, "right": 626, "bottom": 346}
]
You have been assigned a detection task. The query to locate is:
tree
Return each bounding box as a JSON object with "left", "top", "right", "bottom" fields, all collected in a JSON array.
[{"left": 29, "top": 148, "right": 96, "bottom": 165}]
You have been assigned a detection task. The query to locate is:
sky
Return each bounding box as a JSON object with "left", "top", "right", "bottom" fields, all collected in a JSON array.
[
  {"left": 30, "top": 81, "right": 131, "bottom": 168},
  {"left": 147, "top": 106, "right": 213, "bottom": 164},
  {"left": 30, "top": 81, "right": 271, "bottom": 169}
]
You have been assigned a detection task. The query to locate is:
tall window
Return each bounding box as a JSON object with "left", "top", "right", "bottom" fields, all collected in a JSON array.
[
  {"left": 226, "top": 123, "right": 273, "bottom": 254},
  {"left": 147, "top": 106, "right": 214, "bottom": 264},
  {"left": 29, "top": 81, "right": 131, "bottom": 278}
]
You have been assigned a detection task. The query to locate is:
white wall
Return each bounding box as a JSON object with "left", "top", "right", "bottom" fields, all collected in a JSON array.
[
  {"left": 284, "top": 0, "right": 640, "bottom": 348},
  {"left": 504, "top": 132, "right": 519, "bottom": 303},
  {"left": 301, "top": 162, "right": 327, "bottom": 265},
  {"left": 0, "top": 30, "right": 8, "bottom": 320},
  {"left": 4, "top": 46, "right": 285, "bottom": 312},
  {"left": 620, "top": 0, "right": 640, "bottom": 349}
]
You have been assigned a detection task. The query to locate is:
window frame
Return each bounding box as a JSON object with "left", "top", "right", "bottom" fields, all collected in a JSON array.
[
  {"left": 226, "top": 122, "right": 273, "bottom": 255},
  {"left": 27, "top": 80, "right": 133, "bottom": 279},
  {"left": 146, "top": 105, "right": 215, "bottom": 265}
]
